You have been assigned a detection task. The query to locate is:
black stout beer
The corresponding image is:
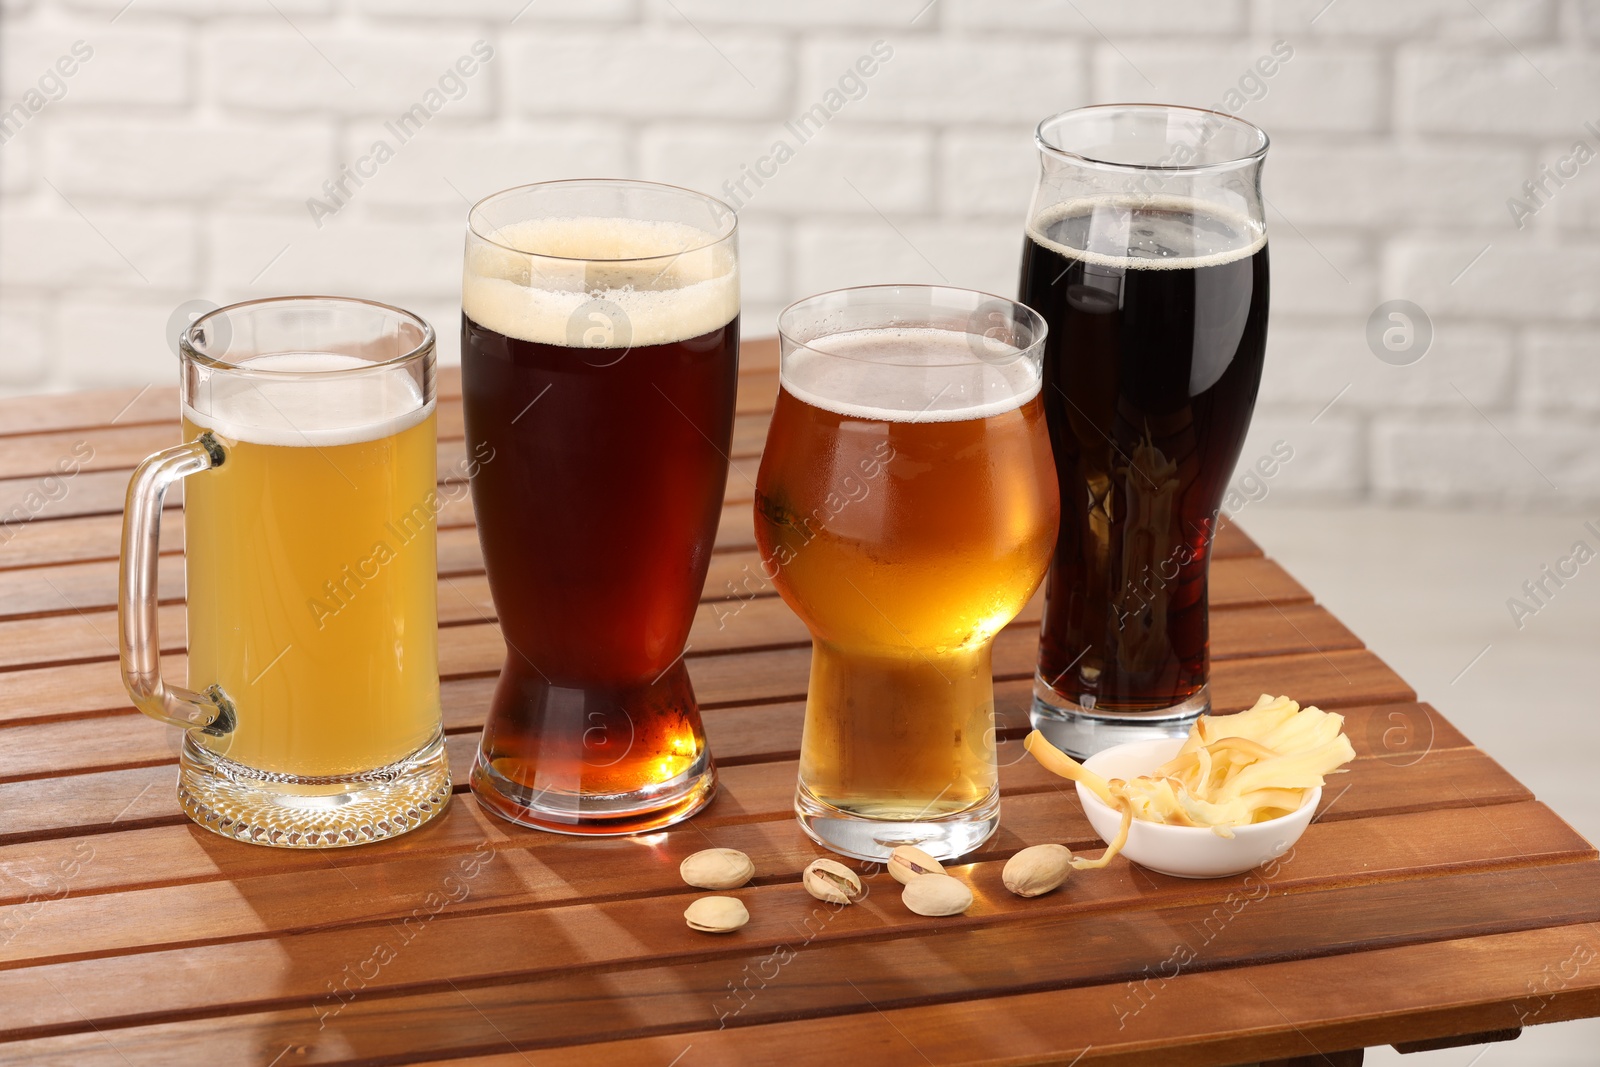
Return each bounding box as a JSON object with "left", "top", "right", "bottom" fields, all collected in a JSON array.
[
  {"left": 1023, "top": 195, "right": 1268, "bottom": 720},
  {"left": 461, "top": 183, "right": 738, "bottom": 833}
]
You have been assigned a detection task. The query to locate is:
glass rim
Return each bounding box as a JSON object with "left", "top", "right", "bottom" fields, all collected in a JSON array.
[
  {"left": 1035, "top": 102, "right": 1270, "bottom": 173},
  {"left": 776, "top": 283, "right": 1048, "bottom": 369},
  {"left": 466, "top": 177, "right": 739, "bottom": 263},
  {"left": 181, "top": 295, "right": 437, "bottom": 377}
]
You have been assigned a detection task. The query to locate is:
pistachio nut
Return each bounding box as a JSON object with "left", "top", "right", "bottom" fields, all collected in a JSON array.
[
  {"left": 1002, "top": 843, "right": 1073, "bottom": 898},
  {"left": 679, "top": 847, "right": 755, "bottom": 890},
  {"left": 902, "top": 873, "right": 973, "bottom": 917},
  {"left": 684, "top": 895, "right": 749, "bottom": 933},
  {"left": 802, "top": 858, "right": 863, "bottom": 904},
  {"left": 887, "top": 844, "right": 945, "bottom": 885}
]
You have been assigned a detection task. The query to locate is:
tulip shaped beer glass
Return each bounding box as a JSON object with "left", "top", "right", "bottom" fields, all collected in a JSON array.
[
  {"left": 119, "top": 297, "right": 450, "bottom": 847},
  {"left": 754, "top": 285, "right": 1059, "bottom": 861},
  {"left": 462, "top": 179, "right": 738, "bottom": 834},
  {"left": 1022, "top": 104, "right": 1271, "bottom": 756}
]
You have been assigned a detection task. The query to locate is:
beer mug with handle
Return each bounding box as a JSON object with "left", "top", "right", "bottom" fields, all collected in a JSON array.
[{"left": 119, "top": 296, "right": 451, "bottom": 847}]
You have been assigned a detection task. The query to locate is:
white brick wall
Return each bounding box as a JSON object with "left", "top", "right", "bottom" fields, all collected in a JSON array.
[{"left": 0, "top": 0, "right": 1598, "bottom": 507}]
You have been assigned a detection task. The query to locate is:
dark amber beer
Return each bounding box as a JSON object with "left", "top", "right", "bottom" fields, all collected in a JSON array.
[
  {"left": 755, "top": 287, "right": 1058, "bottom": 861},
  {"left": 1023, "top": 105, "right": 1271, "bottom": 756},
  {"left": 461, "top": 180, "right": 738, "bottom": 833}
]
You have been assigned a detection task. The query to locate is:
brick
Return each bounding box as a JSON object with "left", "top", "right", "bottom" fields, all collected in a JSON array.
[
  {"left": 643, "top": 0, "right": 928, "bottom": 26},
  {"left": 1372, "top": 416, "right": 1600, "bottom": 502},
  {"left": 53, "top": 294, "right": 183, "bottom": 388},
  {"left": 1094, "top": 42, "right": 1384, "bottom": 133},
  {"left": 729, "top": 216, "right": 789, "bottom": 306},
  {"left": 2, "top": 24, "right": 189, "bottom": 106},
  {"left": 203, "top": 23, "right": 496, "bottom": 117},
  {"left": 1258, "top": 0, "right": 1556, "bottom": 41},
  {"left": 1524, "top": 328, "right": 1600, "bottom": 413},
  {"left": 357, "top": 0, "right": 633, "bottom": 19},
  {"left": 0, "top": 296, "right": 48, "bottom": 387},
  {"left": 207, "top": 211, "right": 461, "bottom": 300},
  {"left": 341, "top": 122, "right": 632, "bottom": 208},
  {"left": 800, "top": 38, "right": 1086, "bottom": 124},
  {"left": 640, "top": 124, "right": 932, "bottom": 215},
  {"left": 507, "top": 29, "right": 790, "bottom": 119},
  {"left": 940, "top": 128, "right": 1037, "bottom": 218},
  {"left": 48, "top": 118, "right": 335, "bottom": 202},
  {"left": 70, "top": 0, "right": 329, "bottom": 11},
  {"left": 0, "top": 132, "right": 35, "bottom": 193},
  {"left": 1266, "top": 232, "right": 1375, "bottom": 317},
  {"left": 0, "top": 208, "right": 197, "bottom": 290},
  {"left": 1541, "top": 136, "right": 1600, "bottom": 232},
  {"left": 947, "top": 0, "right": 1247, "bottom": 33},
  {"left": 1260, "top": 317, "right": 1513, "bottom": 410},
  {"left": 1265, "top": 136, "right": 1529, "bottom": 228},
  {"left": 1396, "top": 49, "right": 1600, "bottom": 135},
  {"left": 1232, "top": 412, "right": 1365, "bottom": 500},
  {"left": 1387, "top": 239, "right": 1600, "bottom": 322},
  {"left": 795, "top": 219, "right": 1021, "bottom": 299}
]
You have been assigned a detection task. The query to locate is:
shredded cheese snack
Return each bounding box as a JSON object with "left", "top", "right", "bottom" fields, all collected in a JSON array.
[{"left": 1025, "top": 695, "right": 1356, "bottom": 868}]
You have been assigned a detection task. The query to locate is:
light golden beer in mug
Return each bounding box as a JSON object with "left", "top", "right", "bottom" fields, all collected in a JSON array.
[
  {"left": 181, "top": 356, "right": 441, "bottom": 777},
  {"left": 754, "top": 287, "right": 1058, "bottom": 861},
  {"left": 119, "top": 297, "right": 450, "bottom": 848}
]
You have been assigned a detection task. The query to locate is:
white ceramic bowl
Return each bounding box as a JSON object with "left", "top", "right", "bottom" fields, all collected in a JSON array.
[{"left": 1074, "top": 737, "right": 1319, "bottom": 879}]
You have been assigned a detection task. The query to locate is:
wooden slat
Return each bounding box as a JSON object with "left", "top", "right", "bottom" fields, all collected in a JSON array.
[
  {"left": 0, "top": 712, "right": 1520, "bottom": 893},
  {"left": 408, "top": 924, "right": 1600, "bottom": 1067},
  {"left": 0, "top": 682, "right": 1471, "bottom": 847},
  {"left": 0, "top": 570, "right": 1336, "bottom": 726},
  {"left": 3, "top": 860, "right": 1595, "bottom": 1062},
  {"left": 0, "top": 801, "right": 1586, "bottom": 1039},
  {"left": 0, "top": 559, "right": 1316, "bottom": 676}
]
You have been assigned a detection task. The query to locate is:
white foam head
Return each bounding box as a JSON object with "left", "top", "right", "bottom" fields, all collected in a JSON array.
[
  {"left": 1027, "top": 195, "right": 1265, "bottom": 270},
  {"left": 462, "top": 216, "right": 739, "bottom": 349},
  {"left": 184, "top": 353, "right": 432, "bottom": 447},
  {"left": 781, "top": 328, "right": 1041, "bottom": 424}
]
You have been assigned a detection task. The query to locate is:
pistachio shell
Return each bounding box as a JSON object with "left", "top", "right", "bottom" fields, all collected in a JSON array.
[
  {"left": 887, "top": 844, "right": 945, "bottom": 885},
  {"left": 684, "top": 895, "right": 749, "bottom": 933},
  {"left": 679, "top": 848, "right": 754, "bottom": 890},
  {"left": 1002, "top": 843, "right": 1073, "bottom": 898},
  {"left": 902, "top": 873, "right": 972, "bottom": 917},
  {"left": 802, "top": 858, "right": 863, "bottom": 904}
]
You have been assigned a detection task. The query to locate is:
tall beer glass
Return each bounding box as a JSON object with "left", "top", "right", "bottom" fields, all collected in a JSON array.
[
  {"left": 754, "top": 285, "right": 1059, "bottom": 861},
  {"left": 1022, "top": 104, "right": 1271, "bottom": 756},
  {"left": 119, "top": 296, "right": 450, "bottom": 847},
  {"left": 462, "top": 179, "right": 737, "bottom": 834}
]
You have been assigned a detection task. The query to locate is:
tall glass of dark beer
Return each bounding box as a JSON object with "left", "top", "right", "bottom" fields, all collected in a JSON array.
[
  {"left": 1022, "top": 104, "right": 1270, "bottom": 757},
  {"left": 461, "top": 180, "right": 738, "bottom": 833}
]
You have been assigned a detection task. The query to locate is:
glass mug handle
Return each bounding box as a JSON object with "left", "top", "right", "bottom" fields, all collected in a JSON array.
[{"left": 118, "top": 432, "right": 235, "bottom": 735}]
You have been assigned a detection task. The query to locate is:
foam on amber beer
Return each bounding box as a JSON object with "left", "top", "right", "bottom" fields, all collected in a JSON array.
[
  {"left": 461, "top": 213, "right": 738, "bottom": 831},
  {"left": 182, "top": 352, "right": 441, "bottom": 777}
]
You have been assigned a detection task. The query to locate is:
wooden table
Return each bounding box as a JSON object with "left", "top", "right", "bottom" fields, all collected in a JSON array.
[{"left": 2, "top": 337, "right": 1598, "bottom": 1067}]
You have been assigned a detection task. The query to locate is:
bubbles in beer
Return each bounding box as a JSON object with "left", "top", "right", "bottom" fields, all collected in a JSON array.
[
  {"left": 463, "top": 216, "right": 739, "bottom": 350},
  {"left": 780, "top": 328, "right": 1041, "bottom": 424}
]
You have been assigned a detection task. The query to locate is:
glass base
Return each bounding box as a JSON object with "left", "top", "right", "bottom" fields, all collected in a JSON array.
[
  {"left": 470, "top": 746, "right": 717, "bottom": 836},
  {"left": 177, "top": 730, "right": 452, "bottom": 848},
  {"left": 1030, "top": 675, "right": 1209, "bottom": 759},
  {"left": 794, "top": 780, "right": 1000, "bottom": 863}
]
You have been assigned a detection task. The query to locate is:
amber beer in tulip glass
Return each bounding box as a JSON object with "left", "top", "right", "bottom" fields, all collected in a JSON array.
[
  {"left": 461, "top": 179, "right": 738, "bottom": 834},
  {"left": 118, "top": 297, "right": 450, "bottom": 847},
  {"left": 754, "top": 286, "right": 1059, "bottom": 861},
  {"left": 1022, "top": 104, "right": 1271, "bottom": 757}
]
